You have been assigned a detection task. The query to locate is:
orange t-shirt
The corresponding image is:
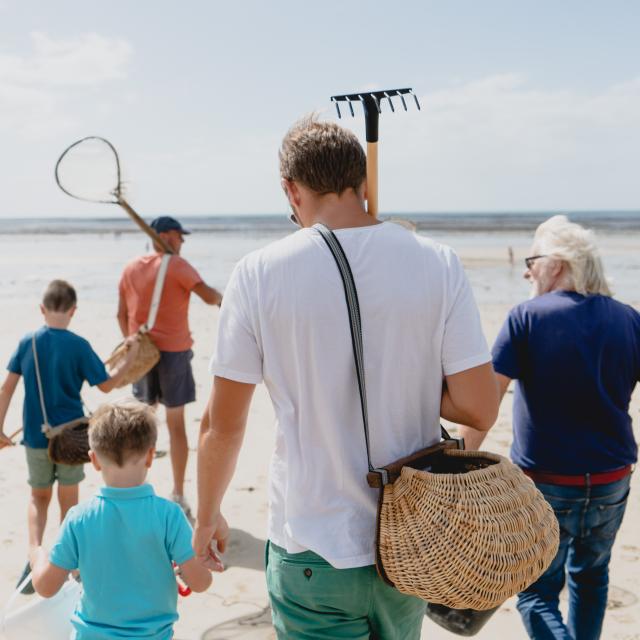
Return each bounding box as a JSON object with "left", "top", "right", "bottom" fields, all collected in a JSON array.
[{"left": 119, "top": 253, "right": 203, "bottom": 352}]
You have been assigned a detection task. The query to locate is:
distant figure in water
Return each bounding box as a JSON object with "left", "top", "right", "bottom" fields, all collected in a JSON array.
[
  {"left": 508, "top": 246, "right": 514, "bottom": 266},
  {"left": 490, "top": 215, "right": 639, "bottom": 640}
]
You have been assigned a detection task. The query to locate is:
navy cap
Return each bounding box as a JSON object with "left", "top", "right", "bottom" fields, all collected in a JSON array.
[{"left": 149, "top": 216, "right": 191, "bottom": 235}]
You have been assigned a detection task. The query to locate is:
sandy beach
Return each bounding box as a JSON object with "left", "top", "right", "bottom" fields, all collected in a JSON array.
[{"left": 0, "top": 230, "right": 638, "bottom": 639}]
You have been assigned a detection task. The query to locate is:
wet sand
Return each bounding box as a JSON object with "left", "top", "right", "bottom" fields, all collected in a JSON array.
[{"left": 0, "top": 242, "right": 638, "bottom": 639}]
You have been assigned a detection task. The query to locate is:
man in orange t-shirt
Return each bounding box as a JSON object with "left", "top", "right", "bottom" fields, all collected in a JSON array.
[{"left": 118, "top": 216, "right": 222, "bottom": 516}]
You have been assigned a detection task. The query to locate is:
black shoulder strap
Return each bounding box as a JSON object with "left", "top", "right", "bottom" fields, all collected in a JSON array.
[{"left": 313, "top": 223, "right": 452, "bottom": 483}]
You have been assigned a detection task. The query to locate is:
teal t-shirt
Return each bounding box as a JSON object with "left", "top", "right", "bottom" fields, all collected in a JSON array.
[
  {"left": 7, "top": 326, "right": 108, "bottom": 449},
  {"left": 50, "top": 484, "right": 195, "bottom": 640}
]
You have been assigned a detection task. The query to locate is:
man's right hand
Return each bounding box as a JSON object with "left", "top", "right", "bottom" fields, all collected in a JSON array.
[{"left": 193, "top": 513, "right": 228, "bottom": 573}]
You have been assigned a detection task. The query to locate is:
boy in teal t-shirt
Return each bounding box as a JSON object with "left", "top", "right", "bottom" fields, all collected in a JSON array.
[
  {"left": 29, "top": 401, "right": 216, "bottom": 639},
  {"left": 0, "top": 279, "right": 139, "bottom": 594}
]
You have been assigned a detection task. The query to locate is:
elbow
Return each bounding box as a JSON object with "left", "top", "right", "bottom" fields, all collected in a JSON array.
[
  {"left": 464, "top": 397, "right": 500, "bottom": 431},
  {"left": 32, "top": 577, "right": 61, "bottom": 599},
  {"left": 97, "top": 380, "right": 115, "bottom": 394}
]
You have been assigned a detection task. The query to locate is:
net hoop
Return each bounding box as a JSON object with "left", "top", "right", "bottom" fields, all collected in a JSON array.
[{"left": 54, "top": 136, "right": 122, "bottom": 204}]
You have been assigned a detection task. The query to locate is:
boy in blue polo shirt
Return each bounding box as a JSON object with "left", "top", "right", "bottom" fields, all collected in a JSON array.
[
  {"left": 0, "top": 279, "right": 139, "bottom": 594},
  {"left": 29, "top": 401, "right": 215, "bottom": 639}
]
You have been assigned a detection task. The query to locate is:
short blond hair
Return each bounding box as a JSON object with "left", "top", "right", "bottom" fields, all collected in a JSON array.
[
  {"left": 89, "top": 401, "right": 157, "bottom": 467},
  {"left": 534, "top": 215, "right": 612, "bottom": 296},
  {"left": 279, "top": 116, "right": 366, "bottom": 195}
]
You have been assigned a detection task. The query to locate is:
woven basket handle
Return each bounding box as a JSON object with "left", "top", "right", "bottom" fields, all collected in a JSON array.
[{"left": 313, "top": 223, "right": 455, "bottom": 486}]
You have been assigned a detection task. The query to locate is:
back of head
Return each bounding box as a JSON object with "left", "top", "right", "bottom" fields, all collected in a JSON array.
[
  {"left": 42, "top": 279, "right": 77, "bottom": 312},
  {"left": 89, "top": 401, "right": 157, "bottom": 467},
  {"left": 534, "top": 215, "right": 612, "bottom": 296},
  {"left": 279, "top": 115, "right": 366, "bottom": 195}
]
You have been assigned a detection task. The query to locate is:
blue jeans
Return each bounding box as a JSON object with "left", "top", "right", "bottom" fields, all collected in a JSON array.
[{"left": 517, "top": 474, "right": 631, "bottom": 640}]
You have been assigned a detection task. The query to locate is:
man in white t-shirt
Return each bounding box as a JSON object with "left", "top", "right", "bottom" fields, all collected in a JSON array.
[{"left": 194, "top": 117, "right": 499, "bottom": 639}]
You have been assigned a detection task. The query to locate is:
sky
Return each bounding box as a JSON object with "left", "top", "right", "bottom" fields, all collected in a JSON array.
[{"left": 1, "top": 0, "right": 639, "bottom": 217}]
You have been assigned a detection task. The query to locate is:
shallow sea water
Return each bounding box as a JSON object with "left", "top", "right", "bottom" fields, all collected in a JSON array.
[{"left": 0, "top": 224, "right": 637, "bottom": 309}]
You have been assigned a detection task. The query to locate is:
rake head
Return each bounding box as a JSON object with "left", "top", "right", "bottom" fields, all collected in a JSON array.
[{"left": 330, "top": 88, "right": 420, "bottom": 142}]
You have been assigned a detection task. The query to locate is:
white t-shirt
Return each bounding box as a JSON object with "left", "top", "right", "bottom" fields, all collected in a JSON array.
[{"left": 211, "top": 221, "right": 490, "bottom": 568}]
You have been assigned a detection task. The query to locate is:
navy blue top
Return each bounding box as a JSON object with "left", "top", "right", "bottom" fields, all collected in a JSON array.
[
  {"left": 493, "top": 291, "right": 639, "bottom": 474},
  {"left": 7, "top": 326, "right": 108, "bottom": 449}
]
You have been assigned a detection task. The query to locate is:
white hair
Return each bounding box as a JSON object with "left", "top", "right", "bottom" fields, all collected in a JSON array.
[{"left": 534, "top": 215, "right": 612, "bottom": 296}]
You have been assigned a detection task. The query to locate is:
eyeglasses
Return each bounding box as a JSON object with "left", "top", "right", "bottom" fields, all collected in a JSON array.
[{"left": 524, "top": 255, "right": 547, "bottom": 269}]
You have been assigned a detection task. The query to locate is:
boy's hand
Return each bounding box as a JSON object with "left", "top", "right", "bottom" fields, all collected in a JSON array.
[{"left": 0, "top": 431, "right": 14, "bottom": 449}]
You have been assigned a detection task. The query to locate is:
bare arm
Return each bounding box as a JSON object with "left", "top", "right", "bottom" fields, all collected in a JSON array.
[
  {"left": 177, "top": 556, "right": 213, "bottom": 592},
  {"left": 97, "top": 336, "right": 140, "bottom": 393},
  {"left": 193, "top": 377, "right": 255, "bottom": 567},
  {"left": 192, "top": 282, "right": 223, "bottom": 307},
  {"left": 117, "top": 293, "right": 129, "bottom": 338},
  {"left": 0, "top": 372, "right": 20, "bottom": 448},
  {"left": 29, "top": 546, "right": 69, "bottom": 598},
  {"left": 441, "top": 362, "right": 500, "bottom": 450}
]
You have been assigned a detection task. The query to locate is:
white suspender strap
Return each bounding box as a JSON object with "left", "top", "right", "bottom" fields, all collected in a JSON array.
[
  {"left": 31, "top": 334, "right": 50, "bottom": 428},
  {"left": 142, "top": 254, "right": 171, "bottom": 333}
]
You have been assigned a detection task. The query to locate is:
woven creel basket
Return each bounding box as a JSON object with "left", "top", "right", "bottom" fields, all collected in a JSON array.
[
  {"left": 377, "top": 449, "right": 559, "bottom": 610},
  {"left": 105, "top": 333, "right": 160, "bottom": 388}
]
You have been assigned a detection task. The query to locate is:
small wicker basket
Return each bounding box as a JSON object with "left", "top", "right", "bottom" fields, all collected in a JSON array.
[
  {"left": 377, "top": 449, "right": 559, "bottom": 610},
  {"left": 105, "top": 333, "right": 160, "bottom": 388}
]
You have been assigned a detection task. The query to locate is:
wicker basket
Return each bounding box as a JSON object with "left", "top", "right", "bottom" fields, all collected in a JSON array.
[
  {"left": 106, "top": 333, "right": 160, "bottom": 388},
  {"left": 376, "top": 449, "right": 559, "bottom": 610},
  {"left": 47, "top": 419, "right": 90, "bottom": 465}
]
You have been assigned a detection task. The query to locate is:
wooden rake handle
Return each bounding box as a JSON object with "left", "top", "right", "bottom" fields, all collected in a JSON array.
[
  {"left": 117, "top": 198, "right": 175, "bottom": 255},
  {"left": 366, "top": 142, "right": 378, "bottom": 218}
]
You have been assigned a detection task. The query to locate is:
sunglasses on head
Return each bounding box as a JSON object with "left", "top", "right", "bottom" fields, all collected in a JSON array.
[{"left": 524, "top": 255, "right": 547, "bottom": 269}]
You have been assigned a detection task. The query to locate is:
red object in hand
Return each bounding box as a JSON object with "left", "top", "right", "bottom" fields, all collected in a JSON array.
[{"left": 172, "top": 562, "right": 192, "bottom": 597}]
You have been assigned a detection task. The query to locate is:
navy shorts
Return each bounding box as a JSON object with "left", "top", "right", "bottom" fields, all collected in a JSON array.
[{"left": 133, "top": 349, "right": 196, "bottom": 408}]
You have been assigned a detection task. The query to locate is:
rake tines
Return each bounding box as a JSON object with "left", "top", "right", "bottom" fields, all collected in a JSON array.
[
  {"left": 331, "top": 88, "right": 420, "bottom": 138},
  {"left": 329, "top": 87, "right": 420, "bottom": 217}
]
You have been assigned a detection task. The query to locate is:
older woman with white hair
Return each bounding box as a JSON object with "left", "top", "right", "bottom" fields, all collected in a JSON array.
[{"left": 485, "top": 215, "right": 638, "bottom": 640}]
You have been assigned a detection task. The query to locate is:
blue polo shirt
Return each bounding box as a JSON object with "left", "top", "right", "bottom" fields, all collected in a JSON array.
[
  {"left": 7, "top": 326, "right": 108, "bottom": 449},
  {"left": 493, "top": 291, "right": 639, "bottom": 474},
  {"left": 50, "top": 484, "right": 194, "bottom": 640}
]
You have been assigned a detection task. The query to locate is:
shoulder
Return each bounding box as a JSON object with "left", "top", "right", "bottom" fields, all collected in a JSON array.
[
  {"left": 59, "top": 330, "right": 93, "bottom": 350},
  {"left": 15, "top": 331, "right": 35, "bottom": 352},
  {"left": 121, "top": 254, "right": 156, "bottom": 276},
  {"left": 153, "top": 495, "right": 187, "bottom": 526},
  {"left": 607, "top": 297, "right": 640, "bottom": 321},
  {"left": 62, "top": 497, "right": 99, "bottom": 527},
  {"left": 169, "top": 254, "right": 199, "bottom": 274}
]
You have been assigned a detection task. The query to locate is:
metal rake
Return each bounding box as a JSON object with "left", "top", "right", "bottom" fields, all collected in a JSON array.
[{"left": 330, "top": 88, "right": 420, "bottom": 217}]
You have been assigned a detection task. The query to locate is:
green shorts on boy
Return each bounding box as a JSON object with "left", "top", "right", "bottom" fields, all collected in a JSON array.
[
  {"left": 0, "top": 280, "right": 138, "bottom": 593},
  {"left": 30, "top": 402, "right": 213, "bottom": 639}
]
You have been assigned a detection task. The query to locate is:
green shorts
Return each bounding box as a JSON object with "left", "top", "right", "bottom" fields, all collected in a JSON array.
[
  {"left": 266, "top": 541, "right": 426, "bottom": 639},
  {"left": 25, "top": 446, "right": 85, "bottom": 489}
]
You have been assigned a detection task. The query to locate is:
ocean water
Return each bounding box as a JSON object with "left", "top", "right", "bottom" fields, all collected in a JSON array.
[{"left": 0, "top": 213, "right": 638, "bottom": 309}]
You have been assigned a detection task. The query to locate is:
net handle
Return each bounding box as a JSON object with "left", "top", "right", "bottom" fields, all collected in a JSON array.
[{"left": 117, "top": 198, "right": 174, "bottom": 255}]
